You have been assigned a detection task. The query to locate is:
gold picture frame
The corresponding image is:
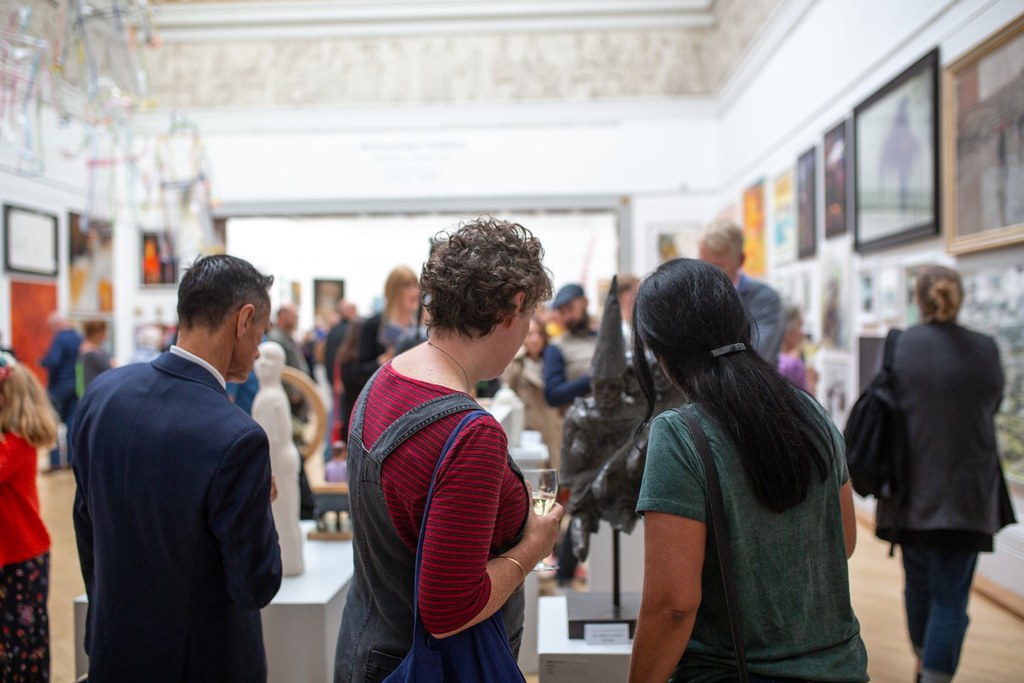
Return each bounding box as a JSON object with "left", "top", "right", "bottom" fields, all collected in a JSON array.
[{"left": 944, "top": 14, "right": 1024, "bottom": 254}]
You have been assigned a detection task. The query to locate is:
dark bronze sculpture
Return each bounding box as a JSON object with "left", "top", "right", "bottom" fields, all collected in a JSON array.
[{"left": 561, "top": 276, "right": 682, "bottom": 562}]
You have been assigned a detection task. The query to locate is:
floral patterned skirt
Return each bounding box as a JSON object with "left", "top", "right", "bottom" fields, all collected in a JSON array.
[{"left": 0, "top": 552, "right": 49, "bottom": 682}]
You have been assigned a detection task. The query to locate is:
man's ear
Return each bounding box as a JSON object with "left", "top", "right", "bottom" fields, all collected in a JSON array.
[
  {"left": 738, "top": 252, "right": 746, "bottom": 269},
  {"left": 236, "top": 303, "right": 256, "bottom": 339}
]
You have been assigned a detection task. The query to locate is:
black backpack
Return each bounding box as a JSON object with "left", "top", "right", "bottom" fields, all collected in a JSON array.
[{"left": 843, "top": 329, "right": 906, "bottom": 499}]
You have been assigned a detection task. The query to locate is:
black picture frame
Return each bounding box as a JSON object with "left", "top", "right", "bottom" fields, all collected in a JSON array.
[
  {"left": 823, "top": 119, "right": 850, "bottom": 238},
  {"left": 853, "top": 48, "right": 940, "bottom": 252},
  {"left": 797, "top": 146, "right": 817, "bottom": 259},
  {"left": 3, "top": 204, "right": 59, "bottom": 277}
]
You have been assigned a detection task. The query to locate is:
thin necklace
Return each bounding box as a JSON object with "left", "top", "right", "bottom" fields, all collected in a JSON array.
[{"left": 427, "top": 340, "right": 472, "bottom": 392}]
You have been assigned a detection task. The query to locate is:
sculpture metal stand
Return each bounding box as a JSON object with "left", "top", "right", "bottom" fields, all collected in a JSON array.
[{"left": 561, "top": 276, "right": 681, "bottom": 638}]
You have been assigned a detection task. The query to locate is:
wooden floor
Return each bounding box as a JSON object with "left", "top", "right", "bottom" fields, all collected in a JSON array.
[{"left": 39, "top": 466, "right": 1024, "bottom": 683}]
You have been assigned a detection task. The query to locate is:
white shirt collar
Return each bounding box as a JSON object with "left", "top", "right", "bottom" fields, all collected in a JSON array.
[{"left": 169, "top": 345, "right": 227, "bottom": 389}]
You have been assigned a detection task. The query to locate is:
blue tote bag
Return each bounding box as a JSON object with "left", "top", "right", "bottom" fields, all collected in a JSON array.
[{"left": 384, "top": 410, "right": 527, "bottom": 683}]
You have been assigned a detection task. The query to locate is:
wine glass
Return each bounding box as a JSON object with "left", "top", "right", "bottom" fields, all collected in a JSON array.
[{"left": 522, "top": 468, "right": 559, "bottom": 571}]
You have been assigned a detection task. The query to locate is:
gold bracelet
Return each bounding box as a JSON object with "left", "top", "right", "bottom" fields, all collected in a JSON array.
[{"left": 498, "top": 555, "right": 528, "bottom": 582}]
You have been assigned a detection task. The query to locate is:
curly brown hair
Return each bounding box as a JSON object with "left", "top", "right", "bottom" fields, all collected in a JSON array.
[{"left": 421, "top": 217, "right": 552, "bottom": 338}]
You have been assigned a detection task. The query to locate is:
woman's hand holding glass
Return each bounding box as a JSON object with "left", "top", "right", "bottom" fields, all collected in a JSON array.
[{"left": 522, "top": 469, "right": 562, "bottom": 571}]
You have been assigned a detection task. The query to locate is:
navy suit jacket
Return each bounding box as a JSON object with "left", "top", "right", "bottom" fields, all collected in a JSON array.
[{"left": 73, "top": 352, "right": 282, "bottom": 682}]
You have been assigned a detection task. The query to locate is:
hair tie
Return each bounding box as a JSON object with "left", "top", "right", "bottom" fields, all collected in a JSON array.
[{"left": 710, "top": 343, "right": 747, "bottom": 358}]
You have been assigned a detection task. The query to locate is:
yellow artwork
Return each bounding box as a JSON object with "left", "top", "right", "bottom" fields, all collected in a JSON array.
[{"left": 743, "top": 180, "right": 766, "bottom": 277}]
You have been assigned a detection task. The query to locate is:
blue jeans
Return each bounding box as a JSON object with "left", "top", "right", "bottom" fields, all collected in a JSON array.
[
  {"left": 901, "top": 546, "right": 978, "bottom": 677},
  {"left": 48, "top": 385, "right": 78, "bottom": 468}
]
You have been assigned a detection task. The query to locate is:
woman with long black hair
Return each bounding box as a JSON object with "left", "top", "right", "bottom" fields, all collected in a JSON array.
[{"left": 628, "top": 258, "right": 868, "bottom": 683}]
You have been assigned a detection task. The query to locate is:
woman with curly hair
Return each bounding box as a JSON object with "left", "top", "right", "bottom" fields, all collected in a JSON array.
[
  {"left": 1, "top": 352, "right": 59, "bottom": 682},
  {"left": 334, "top": 217, "right": 564, "bottom": 682}
]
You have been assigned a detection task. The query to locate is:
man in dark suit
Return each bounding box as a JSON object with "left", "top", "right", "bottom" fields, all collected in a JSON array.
[{"left": 73, "top": 255, "right": 283, "bottom": 682}]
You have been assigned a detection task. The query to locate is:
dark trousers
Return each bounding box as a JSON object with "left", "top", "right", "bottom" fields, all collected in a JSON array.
[
  {"left": 901, "top": 546, "right": 978, "bottom": 677},
  {"left": 48, "top": 385, "right": 78, "bottom": 468}
]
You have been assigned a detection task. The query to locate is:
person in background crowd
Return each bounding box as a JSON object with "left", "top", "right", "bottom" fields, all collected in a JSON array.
[
  {"left": 543, "top": 283, "right": 596, "bottom": 409},
  {"left": 324, "top": 441, "right": 348, "bottom": 484},
  {"left": 0, "top": 352, "right": 58, "bottom": 682},
  {"left": 875, "top": 266, "right": 1016, "bottom": 683},
  {"left": 699, "top": 220, "right": 784, "bottom": 365},
  {"left": 77, "top": 320, "right": 113, "bottom": 395},
  {"left": 322, "top": 301, "right": 358, "bottom": 451},
  {"left": 502, "top": 315, "right": 563, "bottom": 469},
  {"left": 336, "top": 317, "right": 366, "bottom": 440},
  {"left": 629, "top": 258, "right": 867, "bottom": 683},
  {"left": 268, "top": 303, "right": 311, "bottom": 376},
  {"left": 542, "top": 283, "right": 597, "bottom": 588},
  {"left": 40, "top": 313, "right": 82, "bottom": 471},
  {"left": 72, "top": 255, "right": 282, "bottom": 681},
  {"left": 778, "top": 304, "right": 811, "bottom": 392},
  {"left": 334, "top": 218, "right": 562, "bottom": 682},
  {"left": 347, "top": 266, "right": 420, "bottom": 412}
]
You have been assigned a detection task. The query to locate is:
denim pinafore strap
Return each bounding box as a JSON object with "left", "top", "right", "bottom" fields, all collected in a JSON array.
[{"left": 333, "top": 369, "right": 526, "bottom": 683}]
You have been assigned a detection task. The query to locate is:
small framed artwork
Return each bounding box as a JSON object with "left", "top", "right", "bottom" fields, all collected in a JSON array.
[
  {"left": 944, "top": 15, "right": 1024, "bottom": 254},
  {"left": 853, "top": 48, "right": 940, "bottom": 252},
  {"left": 313, "top": 279, "right": 346, "bottom": 322},
  {"left": 140, "top": 231, "right": 178, "bottom": 286},
  {"left": 3, "top": 204, "right": 58, "bottom": 277},
  {"left": 823, "top": 119, "right": 850, "bottom": 238},
  {"left": 742, "top": 179, "right": 767, "bottom": 276},
  {"left": 797, "top": 147, "right": 817, "bottom": 259},
  {"left": 773, "top": 169, "right": 797, "bottom": 265},
  {"left": 69, "top": 213, "right": 114, "bottom": 315},
  {"left": 858, "top": 271, "right": 877, "bottom": 325}
]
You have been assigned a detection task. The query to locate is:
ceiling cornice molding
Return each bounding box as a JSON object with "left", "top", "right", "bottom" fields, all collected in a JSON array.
[
  {"left": 715, "top": 0, "right": 817, "bottom": 112},
  {"left": 153, "top": 0, "right": 717, "bottom": 41}
]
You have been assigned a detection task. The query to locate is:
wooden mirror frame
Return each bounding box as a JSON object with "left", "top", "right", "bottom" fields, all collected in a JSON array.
[{"left": 280, "top": 365, "right": 328, "bottom": 460}]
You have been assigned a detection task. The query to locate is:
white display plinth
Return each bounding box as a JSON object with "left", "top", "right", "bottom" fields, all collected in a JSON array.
[
  {"left": 537, "top": 595, "right": 632, "bottom": 683},
  {"left": 587, "top": 519, "right": 645, "bottom": 595},
  {"left": 74, "top": 522, "right": 354, "bottom": 683}
]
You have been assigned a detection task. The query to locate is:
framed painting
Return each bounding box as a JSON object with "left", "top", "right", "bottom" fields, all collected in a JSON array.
[
  {"left": 314, "top": 279, "right": 346, "bottom": 323},
  {"left": 797, "top": 146, "right": 817, "bottom": 259},
  {"left": 69, "top": 213, "right": 114, "bottom": 315},
  {"left": 959, "top": 263, "right": 1024, "bottom": 483},
  {"left": 742, "top": 179, "right": 766, "bottom": 276},
  {"left": 854, "top": 49, "right": 940, "bottom": 252},
  {"left": 773, "top": 169, "right": 797, "bottom": 265},
  {"left": 4, "top": 204, "right": 58, "bottom": 277},
  {"left": 823, "top": 119, "right": 850, "bottom": 238},
  {"left": 944, "top": 14, "right": 1024, "bottom": 254},
  {"left": 10, "top": 280, "right": 57, "bottom": 385},
  {"left": 140, "top": 231, "right": 178, "bottom": 286}
]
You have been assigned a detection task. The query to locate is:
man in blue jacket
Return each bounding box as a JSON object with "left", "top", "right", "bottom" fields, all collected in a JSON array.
[
  {"left": 73, "top": 254, "right": 283, "bottom": 682},
  {"left": 40, "top": 313, "right": 82, "bottom": 470},
  {"left": 699, "top": 219, "right": 784, "bottom": 366}
]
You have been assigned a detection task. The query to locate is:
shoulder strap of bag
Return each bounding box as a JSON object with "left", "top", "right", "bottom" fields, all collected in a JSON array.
[
  {"left": 410, "top": 409, "right": 490, "bottom": 616},
  {"left": 673, "top": 407, "right": 750, "bottom": 683},
  {"left": 882, "top": 328, "right": 903, "bottom": 372}
]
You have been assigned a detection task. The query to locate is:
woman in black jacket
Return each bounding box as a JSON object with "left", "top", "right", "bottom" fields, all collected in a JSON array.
[{"left": 876, "top": 265, "right": 1015, "bottom": 683}]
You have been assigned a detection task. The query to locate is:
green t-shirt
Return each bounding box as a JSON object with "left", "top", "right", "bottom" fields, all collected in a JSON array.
[{"left": 636, "top": 396, "right": 869, "bottom": 683}]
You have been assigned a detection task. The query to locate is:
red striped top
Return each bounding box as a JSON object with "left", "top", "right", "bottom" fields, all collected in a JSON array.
[{"left": 362, "top": 363, "right": 529, "bottom": 634}]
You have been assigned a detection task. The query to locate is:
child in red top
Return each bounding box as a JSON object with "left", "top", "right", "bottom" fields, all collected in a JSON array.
[{"left": 0, "top": 351, "right": 58, "bottom": 682}]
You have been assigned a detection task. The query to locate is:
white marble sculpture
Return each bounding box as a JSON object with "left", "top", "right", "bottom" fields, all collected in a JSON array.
[{"left": 252, "top": 341, "right": 304, "bottom": 576}]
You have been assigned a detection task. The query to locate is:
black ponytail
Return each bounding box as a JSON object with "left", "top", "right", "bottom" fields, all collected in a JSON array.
[{"left": 633, "top": 259, "right": 832, "bottom": 513}]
